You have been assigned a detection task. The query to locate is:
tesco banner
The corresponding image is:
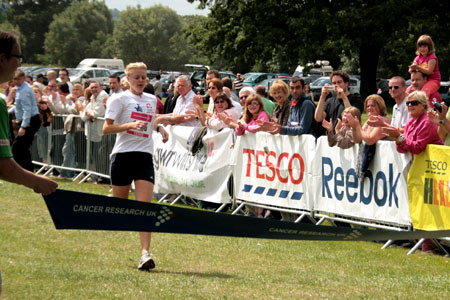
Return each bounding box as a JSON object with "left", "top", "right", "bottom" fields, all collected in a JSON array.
[
  {"left": 231, "top": 133, "right": 316, "bottom": 211},
  {"left": 153, "top": 126, "right": 233, "bottom": 204},
  {"left": 312, "top": 137, "right": 412, "bottom": 226}
]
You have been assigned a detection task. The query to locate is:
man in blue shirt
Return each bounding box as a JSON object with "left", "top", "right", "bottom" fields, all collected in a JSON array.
[{"left": 12, "top": 68, "right": 41, "bottom": 171}]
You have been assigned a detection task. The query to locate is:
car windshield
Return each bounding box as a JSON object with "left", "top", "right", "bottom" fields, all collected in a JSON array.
[
  {"left": 244, "top": 74, "right": 262, "bottom": 82},
  {"left": 70, "top": 69, "right": 86, "bottom": 76},
  {"left": 311, "top": 78, "right": 331, "bottom": 87}
]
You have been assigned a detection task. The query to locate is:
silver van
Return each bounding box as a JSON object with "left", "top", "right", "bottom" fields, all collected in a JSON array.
[{"left": 70, "top": 68, "right": 111, "bottom": 87}]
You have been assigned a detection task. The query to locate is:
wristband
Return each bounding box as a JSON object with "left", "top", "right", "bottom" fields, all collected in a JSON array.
[
  {"left": 156, "top": 124, "right": 163, "bottom": 132},
  {"left": 439, "top": 119, "right": 445, "bottom": 125}
]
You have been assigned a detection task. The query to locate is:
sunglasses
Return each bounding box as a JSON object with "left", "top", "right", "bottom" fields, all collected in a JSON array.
[
  {"left": 388, "top": 86, "right": 400, "bottom": 90},
  {"left": 406, "top": 100, "right": 421, "bottom": 106},
  {"left": 208, "top": 86, "right": 217, "bottom": 90},
  {"left": 9, "top": 54, "right": 24, "bottom": 63},
  {"left": 240, "top": 95, "right": 249, "bottom": 100},
  {"left": 214, "top": 100, "right": 226, "bottom": 104}
]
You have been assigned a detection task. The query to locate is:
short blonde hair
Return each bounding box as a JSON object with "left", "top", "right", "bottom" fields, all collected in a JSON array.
[
  {"left": 269, "top": 80, "right": 289, "bottom": 97},
  {"left": 73, "top": 83, "right": 83, "bottom": 91},
  {"left": 125, "top": 62, "right": 147, "bottom": 76},
  {"left": 407, "top": 91, "right": 429, "bottom": 110},
  {"left": 364, "top": 94, "right": 387, "bottom": 117}
]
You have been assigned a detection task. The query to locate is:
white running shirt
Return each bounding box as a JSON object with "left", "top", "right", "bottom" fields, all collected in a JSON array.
[{"left": 105, "top": 90, "right": 157, "bottom": 156}]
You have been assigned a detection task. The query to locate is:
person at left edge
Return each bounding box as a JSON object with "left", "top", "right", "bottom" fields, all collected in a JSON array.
[{"left": 0, "top": 30, "right": 57, "bottom": 195}]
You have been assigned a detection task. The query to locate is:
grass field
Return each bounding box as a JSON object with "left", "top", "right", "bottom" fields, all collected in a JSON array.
[{"left": 1, "top": 179, "right": 449, "bottom": 300}]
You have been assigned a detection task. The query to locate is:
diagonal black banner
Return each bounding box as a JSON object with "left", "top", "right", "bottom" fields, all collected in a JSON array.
[{"left": 43, "top": 189, "right": 450, "bottom": 241}]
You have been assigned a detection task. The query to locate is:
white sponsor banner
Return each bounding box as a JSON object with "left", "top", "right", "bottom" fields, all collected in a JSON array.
[
  {"left": 312, "top": 137, "right": 412, "bottom": 226},
  {"left": 231, "top": 132, "right": 316, "bottom": 210},
  {"left": 153, "top": 126, "right": 233, "bottom": 204}
]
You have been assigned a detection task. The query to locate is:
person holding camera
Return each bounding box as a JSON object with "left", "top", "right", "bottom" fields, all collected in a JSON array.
[{"left": 314, "top": 70, "right": 363, "bottom": 135}]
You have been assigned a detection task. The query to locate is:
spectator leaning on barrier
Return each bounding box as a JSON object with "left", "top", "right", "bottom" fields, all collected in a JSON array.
[
  {"left": 223, "top": 93, "right": 269, "bottom": 137},
  {"left": 255, "top": 84, "right": 275, "bottom": 118},
  {"left": 12, "top": 68, "right": 41, "bottom": 172},
  {"left": 383, "top": 91, "right": 443, "bottom": 154},
  {"left": 257, "top": 77, "right": 318, "bottom": 137},
  {"left": 322, "top": 106, "right": 362, "bottom": 149},
  {"left": 367, "top": 76, "right": 410, "bottom": 131},
  {"left": 195, "top": 92, "right": 240, "bottom": 131},
  {"left": 349, "top": 95, "right": 389, "bottom": 177},
  {"left": 384, "top": 90, "right": 443, "bottom": 252},
  {"left": 155, "top": 75, "right": 201, "bottom": 127},
  {"left": 0, "top": 29, "right": 57, "bottom": 199},
  {"left": 314, "top": 70, "right": 363, "bottom": 134}
]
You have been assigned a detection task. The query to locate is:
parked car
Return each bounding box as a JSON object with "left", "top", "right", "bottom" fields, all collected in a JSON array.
[
  {"left": 242, "top": 72, "right": 276, "bottom": 87},
  {"left": 69, "top": 67, "right": 111, "bottom": 87}
]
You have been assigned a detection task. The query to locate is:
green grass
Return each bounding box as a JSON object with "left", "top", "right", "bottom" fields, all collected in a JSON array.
[{"left": 1, "top": 179, "right": 449, "bottom": 299}]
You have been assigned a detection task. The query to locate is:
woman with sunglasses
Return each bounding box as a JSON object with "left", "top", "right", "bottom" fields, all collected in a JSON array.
[
  {"left": 195, "top": 92, "right": 239, "bottom": 131},
  {"left": 103, "top": 62, "right": 169, "bottom": 270},
  {"left": 383, "top": 91, "right": 443, "bottom": 154}
]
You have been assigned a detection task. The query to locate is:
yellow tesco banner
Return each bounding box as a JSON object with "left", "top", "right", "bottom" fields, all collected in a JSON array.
[{"left": 408, "top": 144, "right": 450, "bottom": 230}]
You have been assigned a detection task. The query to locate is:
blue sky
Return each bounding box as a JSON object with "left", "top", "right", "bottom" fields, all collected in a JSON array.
[{"left": 104, "top": 0, "right": 209, "bottom": 16}]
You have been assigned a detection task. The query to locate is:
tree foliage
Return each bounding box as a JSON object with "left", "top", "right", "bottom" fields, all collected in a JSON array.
[
  {"left": 188, "top": 0, "right": 450, "bottom": 98},
  {"left": 113, "top": 5, "right": 198, "bottom": 70},
  {"left": 42, "top": 0, "right": 113, "bottom": 66},
  {"left": 6, "top": 0, "right": 76, "bottom": 63}
]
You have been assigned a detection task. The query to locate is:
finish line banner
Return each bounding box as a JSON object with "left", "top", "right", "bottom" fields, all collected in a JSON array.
[
  {"left": 408, "top": 144, "right": 450, "bottom": 230},
  {"left": 43, "top": 189, "right": 450, "bottom": 241},
  {"left": 153, "top": 126, "right": 233, "bottom": 204}
]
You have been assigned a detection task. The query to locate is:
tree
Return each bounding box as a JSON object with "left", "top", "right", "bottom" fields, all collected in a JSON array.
[
  {"left": 189, "top": 0, "right": 450, "bottom": 98},
  {"left": 6, "top": 0, "right": 76, "bottom": 63},
  {"left": 42, "top": 0, "right": 114, "bottom": 66},
  {"left": 113, "top": 5, "right": 196, "bottom": 70}
]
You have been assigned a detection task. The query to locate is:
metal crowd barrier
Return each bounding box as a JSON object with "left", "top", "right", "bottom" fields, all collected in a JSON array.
[{"left": 32, "top": 114, "right": 114, "bottom": 183}]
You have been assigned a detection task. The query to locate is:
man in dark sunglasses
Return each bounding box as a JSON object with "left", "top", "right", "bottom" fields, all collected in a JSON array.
[{"left": 368, "top": 76, "right": 411, "bottom": 131}]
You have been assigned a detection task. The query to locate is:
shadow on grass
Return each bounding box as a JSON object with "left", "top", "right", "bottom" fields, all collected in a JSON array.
[{"left": 138, "top": 268, "right": 234, "bottom": 279}]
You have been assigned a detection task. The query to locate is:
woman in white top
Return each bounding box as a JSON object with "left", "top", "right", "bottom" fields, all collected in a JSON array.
[
  {"left": 196, "top": 92, "right": 239, "bottom": 131},
  {"left": 103, "top": 62, "right": 168, "bottom": 270}
]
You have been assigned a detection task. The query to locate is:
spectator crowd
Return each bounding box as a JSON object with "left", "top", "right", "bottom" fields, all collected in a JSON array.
[{"left": 2, "top": 33, "right": 450, "bottom": 253}]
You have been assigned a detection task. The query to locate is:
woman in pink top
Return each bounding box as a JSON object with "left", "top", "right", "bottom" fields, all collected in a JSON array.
[
  {"left": 384, "top": 91, "right": 443, "bottom": 155},
  {"left": 408, "top": 34, "right": 441, "bottom": 98},
  {"left": 223, "top": 94, "right": 269, "bottom": 136}
]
